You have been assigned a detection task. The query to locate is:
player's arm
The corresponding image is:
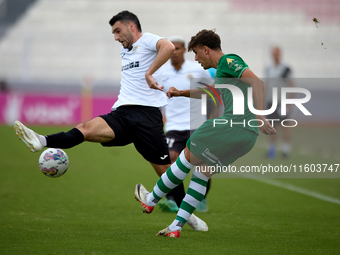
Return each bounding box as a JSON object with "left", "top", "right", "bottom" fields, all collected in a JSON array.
[
  {"left": 240, "top": 69, "right": 277, "bottom": 135},
  {"left": 167, "top": 87, "right": 203, "bottom": 99},
  {"left": 167, "top": 83, "right": 217, "bottom": 99},
  {"left": 146, "top": 39, "right": 175, "bottom": 91}
]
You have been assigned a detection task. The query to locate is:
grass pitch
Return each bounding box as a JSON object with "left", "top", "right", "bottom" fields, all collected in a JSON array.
[{"left": 0, "top": 125, "right": 339, "bottom": 254}]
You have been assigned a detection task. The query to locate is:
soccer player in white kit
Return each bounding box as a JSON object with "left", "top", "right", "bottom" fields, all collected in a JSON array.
[
  {"left": 14, "top": 11, "right": 207, "bottom": 231},
  {"left": 264, "top": 46, "right": 295, "bottom": 159},
  {"left": 160, "top": 36, "right": 213, "bottom": 212}
]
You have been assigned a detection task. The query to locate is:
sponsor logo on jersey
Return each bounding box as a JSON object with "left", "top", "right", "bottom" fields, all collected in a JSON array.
[
  {"left": 186, "top": 74, "right": 194, "bottom": 81},
  {"left": 121, "top": 61, "right": 140, "bottom": 71},
  {"left": 227, "top": 58, "right": 243, "bottom": 72},
  {"left": 227, "top": 58, "right": 234, "bottom": 65},
  {"left": 228, "top": 60, "right": 238, "bottom": 68},
  {"left": 131, "top": 45, "right": 138, "bottom": 54},
  {"left": 234, "top": 64, "right": 243, "bottom": 72}
]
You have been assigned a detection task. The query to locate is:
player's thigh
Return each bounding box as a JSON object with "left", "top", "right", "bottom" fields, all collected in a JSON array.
[
  {"left": 188, "top": 121, "right": 257, "bottom": 166},
  {"left": 133, "top": 124, "right": 170, "bottom": 166},
  {"left": 219, "top": 132, "right": 257, "bottom": 167},
  {"left": 76, "top": 117, "right": 115, "bottom": 143}
]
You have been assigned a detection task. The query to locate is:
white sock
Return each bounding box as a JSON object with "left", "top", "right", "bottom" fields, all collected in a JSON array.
[
  {"left": 38, "top": 135, "right": 47, "bottom": 147},
  {"left": 168, "top": 219, "right": 183, "bottom": 232},
  {"left": 146, "top": 192, "right": 158, "bottom": 207}
]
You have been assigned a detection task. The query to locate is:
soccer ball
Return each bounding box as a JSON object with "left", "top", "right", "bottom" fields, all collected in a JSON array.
[{"left": 39, "top": 148, "right": 69, "bottom": 178}]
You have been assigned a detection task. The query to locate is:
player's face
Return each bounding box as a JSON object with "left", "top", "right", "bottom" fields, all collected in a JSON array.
[
  {"left": 272, "top": 47, "right": 281, "bottom": 64},
  {"left": 112, "top": 21, "right": 134, "bottom": 50},
  {"left": 193, "top": 46, "right": 211, "bottom": 69},
  {"left": 171, "top": 42, "right": 186, "bottom": 65}
]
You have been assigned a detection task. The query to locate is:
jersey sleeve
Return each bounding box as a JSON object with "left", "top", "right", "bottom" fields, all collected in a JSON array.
[
  {"left": 207, "top": 68, "right": 216, "bottom": 78},
  {"left": 201, "top": 68, "right": 214, "bottom": 79},
  {"left": 220, "top": 54, "right": 249, "bottom": 78},
  {"left": 142, "top": 32, "right": 164, "bottom": 52}
]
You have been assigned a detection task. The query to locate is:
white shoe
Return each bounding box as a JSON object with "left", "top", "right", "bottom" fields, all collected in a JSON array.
[
  {"left": 134, "top": 184, "right": 154, "bottom": 214},
  {"left": 14, "top": 120, "right": 43, "bottom": 152},
  {"left": 187, "top": 213, "right": 208, "bottom": 231},
  {"left": 156, "top": 227, "right": 180, "bottom": 238}
]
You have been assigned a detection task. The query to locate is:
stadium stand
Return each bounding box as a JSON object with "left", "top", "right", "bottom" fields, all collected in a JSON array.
[
  {"left": 0, "top": 0, "right": 37, "bottom": 39},
  {"left": 0, "top": 0, "right": 339, "bottom": 91}
]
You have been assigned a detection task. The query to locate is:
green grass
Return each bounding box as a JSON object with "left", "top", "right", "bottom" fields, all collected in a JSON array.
[{"left": 1, "top": 125, "right": 339, "bottom": 254}]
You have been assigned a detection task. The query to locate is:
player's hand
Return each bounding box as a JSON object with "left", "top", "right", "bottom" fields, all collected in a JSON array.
[
  {"left": 145, "top": 73, "right": 164, "bottom": 91},
  {"left": 257, "top": 117, "right": 277, "bottom": 135},
  {"left": 166, "top": 87, "right": 181, "bottom": 98}
]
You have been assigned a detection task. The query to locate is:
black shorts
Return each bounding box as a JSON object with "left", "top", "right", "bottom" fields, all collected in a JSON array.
[
  {"left": 165, "top": 130, "right": 193, "bottom": 153},
  {"left": 266, "top": 102, "right": 289, "bottom": 122},
  {"left": 100, "top": 105, "right": 170, "bottom": 165}
]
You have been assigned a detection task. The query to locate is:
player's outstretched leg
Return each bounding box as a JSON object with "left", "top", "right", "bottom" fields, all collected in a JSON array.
[
  {"left": 134, "top": 150, "right": 209, "bottom": 236},
  {"left": 197, "top": 179, "right": 211, "bottom": 212},
  {"left": 14, "top": 120, "right": 44, "bottom": 152},
  {"left": 14, "top": 120, "right": 85, "bottom": 152},
  {"left": 156, "top": 171, "right": 209, "bottom": 238},
  {"left": 134, "top": 150, "right": 192, "bottom": 213}
]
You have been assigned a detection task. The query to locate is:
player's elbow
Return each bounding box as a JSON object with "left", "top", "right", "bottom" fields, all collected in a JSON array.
[
  {"left": 253, "top": 78, "right": 264, "bottom": 90},
  {"left": 167, "top": 41, "right": 175, "bottom": 54},
  {"left": 158, "top": 39, "right": 175, "bottom": 54},
  {"left": 249, "top": 78, "right": 264, "bottom": 91}
]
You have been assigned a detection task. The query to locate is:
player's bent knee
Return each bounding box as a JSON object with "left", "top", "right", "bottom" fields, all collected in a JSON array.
[
  {"left": 75, "top": 122, "right": 91, "bottom": 138},
  {"left": 75, "top": 122, "right": 86, "bottom": 131},
  {"left": 169, "top": 151, "right": 180, "bottom": 164}
]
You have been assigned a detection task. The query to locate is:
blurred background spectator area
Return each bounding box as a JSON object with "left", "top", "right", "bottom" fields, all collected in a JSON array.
[{"left": 0, "top": 0, "right": 339, "bottom": 125}]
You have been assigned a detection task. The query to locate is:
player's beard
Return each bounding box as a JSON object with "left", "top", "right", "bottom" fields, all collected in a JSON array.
[{"left": 124, "top": 31, "right": 135, "bottom": 50}]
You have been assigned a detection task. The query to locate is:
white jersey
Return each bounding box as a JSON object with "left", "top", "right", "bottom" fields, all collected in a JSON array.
[
  {"left": 162, "top": 60, "right": 212, "bottom": 132},
  {"left": 265, "top": 62, "right": 293, "bottom": 103},
  {"left": 112, "top": 33, "right": 168, "bottom": 109}
]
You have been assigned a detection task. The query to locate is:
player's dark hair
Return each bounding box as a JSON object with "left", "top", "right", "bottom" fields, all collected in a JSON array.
[
  {"left": 188, "top": 29, "right": 221, "bottom": 51},
  {"left": 109, "top": 10, "right": 142, "bottom": 32}
]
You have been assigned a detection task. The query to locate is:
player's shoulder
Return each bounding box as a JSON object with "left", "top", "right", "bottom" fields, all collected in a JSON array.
[
  {"left": 139, "top": 32, "right": 164, "bottom": 43},
  {"left": 183, "top": 60, "right": 211, "bottom": 77},
  {"left": 280, "top": 62, "right": 291, "bottom": 69},
  {"left": 223, "top": 53, "right": 247, "bottom": 65},
  {"left": 183, "top": 60, "right": 207, "bottom": 72},
  {"left": 138, "top": 32, "right": 164, "bottom": 49},
  {"left": 218, "top": 53, "right": 249, "bottom": 71},
  {"left": 142, "top": 32, "right": 159, "bottom": 38}
]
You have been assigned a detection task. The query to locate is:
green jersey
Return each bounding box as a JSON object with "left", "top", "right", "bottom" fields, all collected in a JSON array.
[{"left": 215, "top": 54, "right": 258, "bottom": 135}]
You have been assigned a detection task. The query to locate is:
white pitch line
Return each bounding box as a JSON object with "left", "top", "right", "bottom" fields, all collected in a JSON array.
[
  {"left": 254, "top": 178, "right": 340, "bottom": 205},
  {"left": 257, "top": 143, "right": 338, "bottom": 160}
]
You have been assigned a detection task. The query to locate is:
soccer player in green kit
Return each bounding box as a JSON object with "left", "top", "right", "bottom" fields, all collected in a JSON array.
[{"left": 134, "top": 29, "right": 277, "bottom": 238}]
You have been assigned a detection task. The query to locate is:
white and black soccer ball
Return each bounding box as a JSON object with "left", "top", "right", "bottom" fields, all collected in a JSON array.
[{"left": 39, "top": 148, "right": 69, "bottom": 178}]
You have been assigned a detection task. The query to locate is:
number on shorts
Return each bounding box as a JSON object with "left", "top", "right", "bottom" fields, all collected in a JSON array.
[{"left": 166, "top": 138, "right": 175, "bottom": 148}]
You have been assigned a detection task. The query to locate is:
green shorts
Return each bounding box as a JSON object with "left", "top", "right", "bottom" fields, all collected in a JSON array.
[{"left": 186, "top": 119, "right": 257, "bottom": 167}]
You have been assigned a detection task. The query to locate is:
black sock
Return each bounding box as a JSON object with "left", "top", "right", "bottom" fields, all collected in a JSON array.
[
  {"left": 46, "top": 128, "right": 84, "bottom": 149},
  {"left": 204, "top": 179, "right": 211, "bottom": 199},
  {"left": 167, "top": 182, "right": 186, "bottom": 208}
]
